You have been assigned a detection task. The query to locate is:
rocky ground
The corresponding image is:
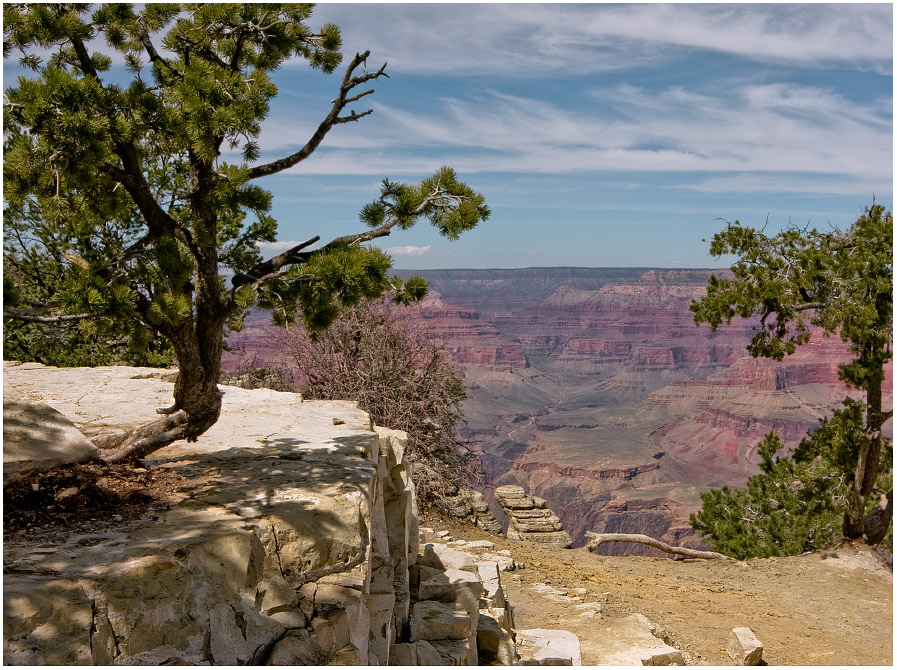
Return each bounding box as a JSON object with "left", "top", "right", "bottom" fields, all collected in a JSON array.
[
  {"left": 6, "top": 467, "right": 892, "bottom": 666},
  {"left": 4, "top": 463, "right": 892, "bottom": 666},
  {"left": 422, "top": 510, "right": 893, "bottom": 666},
  {"left": 4, "top": 462, "right": 189, "bottom": 546}
]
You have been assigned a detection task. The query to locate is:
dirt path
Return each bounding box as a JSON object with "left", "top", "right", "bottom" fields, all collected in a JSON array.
[{"left": 422, "top": 512, "right": 893, "bottom": 666}]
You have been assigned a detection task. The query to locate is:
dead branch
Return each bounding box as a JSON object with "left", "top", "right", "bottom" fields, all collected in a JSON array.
[
  {"left": 585, "top": 531, "right": 732, "bottom": 560},
  {"left": 247, "top": 51, "right": 387, "bottom": 179}
]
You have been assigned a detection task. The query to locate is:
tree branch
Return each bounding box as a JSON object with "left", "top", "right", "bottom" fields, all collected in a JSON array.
[
  {"left": 585, "top": 531, "right": 733, "bottom": 560},
  {"left": 136, "top": 25, "right": 182, "bottom": 78},
  {"left": 65, "top": 13, "right": 195, "bottom": 253},
  {"left": 793, "top": 301, "right": 827, "bottom": 312},
  {"left": 4, "top": 307, "right": 93, "bottom": 324},
  {"left": 230, "top": 236, "right": 321, "bottom": 290},
  {"left": 247, "top": 52, "right": 387, "bottom": 179}
]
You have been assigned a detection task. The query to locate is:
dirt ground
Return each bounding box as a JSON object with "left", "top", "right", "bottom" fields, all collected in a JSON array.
[
  {"left": 3, "top": 462, "right": 189, "bottom": 547},
  {"left": 422, "top": 510, "right": 893, "bottom": 666}
]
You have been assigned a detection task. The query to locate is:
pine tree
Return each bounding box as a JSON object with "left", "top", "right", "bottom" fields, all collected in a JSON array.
[
  {"left": 3, "top": 3, "right": 489, "bottom": 462},
  {"left": 691, "top": 204, "right": 892, "bottom": 545}
]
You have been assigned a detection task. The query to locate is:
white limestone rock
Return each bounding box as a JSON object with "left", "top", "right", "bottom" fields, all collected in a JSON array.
[
  {"left": 3, "top": 575, "right": 94, "bottom": 665},
  {"left": 728, "top": 627, "right": 763, "bottom": 666},
  {"left": 516, "top": 628, "right": 582, "bottom": 666},
  {"left": 266, "top": 629, "right": 325, "bottom": 665},
  {"left": 477, "top": 608, "right": 518, "bottom": 665},
  {"left": 419, "top": 542, "right": 480, "bottom": 572},
  {"left": 430, "top": 638, "right": 472, "bottom": 665},
  {"left": 476, "top": 561, "right": 506, "bottom": 609},
  {"left": 590, "top": 613, "right": 683, "bottom": 666},
  {"left": 3, "top": 400, "right": 99, "bottom": 480},
  {"left": 409, "top": 601, "right": 471, "bottom": 642}
]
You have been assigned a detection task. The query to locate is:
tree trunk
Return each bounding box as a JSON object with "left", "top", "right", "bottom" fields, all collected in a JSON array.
[
  {"left": 95, "top": 318, "right": 225, "bottom": 462},
  {"left": 96, "top": 194, "right": 229, "bottom": 463},
  {"left": 843, "top": 377, "right": 887, "bottom": 542},
  {"left": 862, "top": 491, "right": 893, "bottom": 545}
]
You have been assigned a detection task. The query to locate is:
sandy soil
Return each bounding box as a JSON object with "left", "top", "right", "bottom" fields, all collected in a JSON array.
[{"left": 423, "top": 511, "right": 893, "bottom": 666}]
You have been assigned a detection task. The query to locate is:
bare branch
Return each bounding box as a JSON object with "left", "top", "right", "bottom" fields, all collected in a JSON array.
[
  {"left": 585, "top": 532, "right": 733, "bottom": 560},
  {"left": 4, "top": 307, "right": 92, "bottom": 323},
  {"left": 792, "top": 302, "right": 827, "bottom": 312},
  {"left": 247, "top": 52, "right": 388, "bottom": 179},
  {"left": 230, "top": 236, "right": 321, "bottom": 291}
]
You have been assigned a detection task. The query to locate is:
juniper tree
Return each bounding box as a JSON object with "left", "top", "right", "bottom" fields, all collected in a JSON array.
[
  {"left": 3, "top": 3, "right": 489, "bottom": 462},
  {"left": 691, "top": 203, "right": 892, "bottom": 545},
  {"left": 691, "top": 400, "right": 892, "bottom": 558}
]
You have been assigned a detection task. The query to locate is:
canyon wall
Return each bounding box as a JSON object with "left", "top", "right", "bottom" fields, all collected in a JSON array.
[
  {"left": 397, "top": 268, "right": 892, "bottom": 555},
  {"left": 224, "top": 268, "right": 892, "bottom": 556}
]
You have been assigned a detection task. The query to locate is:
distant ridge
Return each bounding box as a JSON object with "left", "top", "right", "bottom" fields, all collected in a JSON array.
[{"left": 394, "top": 267, "right": 720, "bottom": 278}]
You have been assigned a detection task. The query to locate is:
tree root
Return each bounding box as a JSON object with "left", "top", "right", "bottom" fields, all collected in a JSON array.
[
  {"left": 92, "top": 411, "right": 190, "bottom": 463},
  {"left": 585, "top": 531, "right": 732, "bottom": 560}
]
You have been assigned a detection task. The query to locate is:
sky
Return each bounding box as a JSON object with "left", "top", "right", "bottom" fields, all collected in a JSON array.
[
  {"left": 251, "top": 2, "right": 893, "bottom": 269},
  {"left": 5, "top": 3, "right": 894, "bottom": 270}
]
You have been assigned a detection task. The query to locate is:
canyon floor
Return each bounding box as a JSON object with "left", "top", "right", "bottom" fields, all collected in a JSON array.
[{"left": 422, "top": 510, "right": 893, "bottom": 666}]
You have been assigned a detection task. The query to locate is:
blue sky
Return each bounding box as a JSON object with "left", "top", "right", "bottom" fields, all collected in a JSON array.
[
  {"left": 4, "top": 3, "right": 892, "bottom": 270},
  {"left": 251, "top": 2, "right": 892, "bottom": 269}
]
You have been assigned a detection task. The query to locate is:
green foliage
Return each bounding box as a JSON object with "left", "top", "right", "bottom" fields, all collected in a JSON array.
[
  {"left": 692, "top": 400, "right": 892, "bottom": 559},
  {"left": 691, "top": 205, "right": 892, "bottom": 382},
  {"left": 3, "top": 2, "right": 487, "bottom": 452},
  {"left": 691, "top": 203, "right": 893, "bottom": 549}
]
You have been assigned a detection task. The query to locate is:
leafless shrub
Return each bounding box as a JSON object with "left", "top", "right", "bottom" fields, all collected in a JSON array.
[{"left": 268, "top": 298, "right": 477, "bottom": 509}]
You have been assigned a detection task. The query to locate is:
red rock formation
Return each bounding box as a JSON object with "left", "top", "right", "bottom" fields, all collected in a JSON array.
[
  {"left": 416, "top": 292, "right": 526, "bottom": 371},
  {"left": 229, "top": 267, "right": 892, "bottom": 555}
]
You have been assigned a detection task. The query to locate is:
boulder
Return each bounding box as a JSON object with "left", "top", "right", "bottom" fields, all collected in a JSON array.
[
  {"left": 588, "top": 613, "right": 683, "bottom": 666},
  {"left": 3, "top": 400, "right": 99, "bottom": 479},
  {"left": 439, "top": 487, "right": 503, "bottom": 534},
  {"left": 419, "top": 542, "right": 480, "bottom": 572},
  {"left": 476, "top": 561, "right": 506, "bottom": 609},
  {"left": 409, "top": 601, "right": 471, "bottom": 642},
  {"left": 477, "top": 609, "right": 518, "bottom": 665},
  {"left": 728, "top": 627, "right": 763, "bottom": 666},
  {"left": 418, "top": 567, "right": 483, "bottom": 608},
  {"left": 266, "top": 629, "right": 325, "bottom": 665},
  {"left": 412, "top": 639, "right": 447, "bottom": 665},
  {"left": 429, "top": 638, "right": 472, "bottom": 665}
]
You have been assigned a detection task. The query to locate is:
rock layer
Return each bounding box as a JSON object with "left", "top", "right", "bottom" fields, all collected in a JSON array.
[{"left": 494, "top": 485, "right": 573, "bottom": 547}]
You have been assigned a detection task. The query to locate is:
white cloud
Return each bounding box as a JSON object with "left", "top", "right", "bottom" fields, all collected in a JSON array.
[
  {"left": 266, "top": 80, "right": 891, "bottom": 198},
  {"left": 309, "top": 4, "right": 892, "bottom": 76},
  {"left": 255, "top": 240, "right": 318, "bottom": 254},
  {"left": 387, "top": 245, "right": 432, "bottom": 256}
]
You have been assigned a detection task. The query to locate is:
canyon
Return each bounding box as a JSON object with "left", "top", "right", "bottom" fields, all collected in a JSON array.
[{"left": 224, "top": 267, "right": 893, "bottom": 555}]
